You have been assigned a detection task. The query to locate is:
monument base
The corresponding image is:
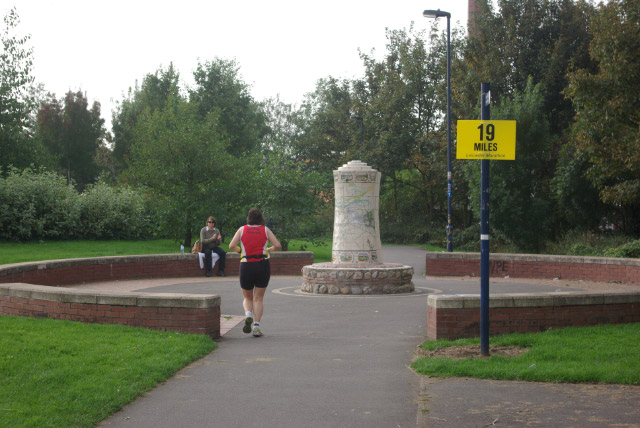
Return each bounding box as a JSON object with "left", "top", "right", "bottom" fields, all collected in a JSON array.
[{"left": 301, "top": 263, "right": 414, "bottom": 295}]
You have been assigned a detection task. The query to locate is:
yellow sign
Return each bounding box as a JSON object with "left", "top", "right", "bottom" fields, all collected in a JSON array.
[{"left": 456, "top": 120, "right": 516, "bottom": 160}]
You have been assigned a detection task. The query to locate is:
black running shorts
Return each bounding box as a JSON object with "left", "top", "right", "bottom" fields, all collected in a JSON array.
[{"left": 239, "top": 259, "right": 271, "bottom": 290}]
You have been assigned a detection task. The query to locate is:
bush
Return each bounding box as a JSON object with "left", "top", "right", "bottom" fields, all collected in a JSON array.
[
  {"left": 603, "top": 240, "right": 640, "bottom": 258},
  {"left": 78, "top": 183, "right": 153, "bottom": 240},
  {"left": 0, "top": 167, "right": 79, "bottom": 240},
  {"left": 0, "top": 168, "right": 154, "bottom": 241},
  {"left": 543, "top": 230, "right": 632, "bottom": 257}
]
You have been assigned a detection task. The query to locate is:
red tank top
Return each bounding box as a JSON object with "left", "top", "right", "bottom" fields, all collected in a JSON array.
[{"left": 240, "top": 225, "right": 269, "bottom": 262}]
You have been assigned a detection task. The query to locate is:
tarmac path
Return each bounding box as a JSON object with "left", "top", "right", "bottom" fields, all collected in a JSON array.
[{"left": 88, "top": 246, "right": 640, "bottom": 428}]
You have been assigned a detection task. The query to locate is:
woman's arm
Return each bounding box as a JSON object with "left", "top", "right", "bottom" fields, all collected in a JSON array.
[{"left": 266, "top": 227, "right": 282, "bottom": 253}]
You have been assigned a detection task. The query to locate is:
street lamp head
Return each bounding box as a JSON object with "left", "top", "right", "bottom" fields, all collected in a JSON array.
[
  {"left": 423, "top": 9, "right": 450, "bottom": 19},
  {"left": 350, "top": 114, "right": 362, "bottom": 120}
]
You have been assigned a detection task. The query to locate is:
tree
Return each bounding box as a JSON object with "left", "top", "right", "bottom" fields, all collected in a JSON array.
[
  {"left": 111, "top": 64, "right": 180, "bottom": 168},
  {"left": 36, "top": 90, "right": 105, "bottom": 188},
  {"left": 462, "top": 0, "right": 595, "bottom": 133},
  {"left": 352, "top": 25, "right": 471, "bottom": 239},
  {"left": 465, "top": 79, "right": 557, "bottom": 252},
  {"left": 565, "top": 0, "right": 640, "bottom": 235},
  {"left": 257, "top": 97, "right": 331, "bottom": 249},
  {"left": 127, "top": 94, "right": 239, "bottom": 246},
  {"left": 295, "top": 77, "right": 355, "bottom": 171},
  {"left": 189, "top": 58, "right": 268, "bottom": 156},
  {"left": 0, "top": 7, "right": 38, "bottom": 171}
]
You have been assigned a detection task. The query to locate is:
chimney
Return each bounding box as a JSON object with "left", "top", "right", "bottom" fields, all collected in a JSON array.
[{"left": 468, "top": 0, "right": 479, "bottom": 37}]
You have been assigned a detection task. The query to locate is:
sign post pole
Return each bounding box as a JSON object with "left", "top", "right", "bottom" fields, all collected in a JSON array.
[
  {"left": 480, "top": 82, "right": 491, "bottom": 356},
  {"left": 456, "top": 85, "right": 516, "bottom": 356}
]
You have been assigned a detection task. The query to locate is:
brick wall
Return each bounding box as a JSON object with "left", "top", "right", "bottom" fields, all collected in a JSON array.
[
  {"left": 0, "top": 283, "right": 221, "bottom": 338},
  {"left": 427, "top": 292, "right": 640, "bottom": 340},
  {"left": 0, "top": 252, "right": 311, "bottom": 337},
  {"left": 0, "top": 252, "right": 313, "bottom": 286},
  {"left": 425, "top": 252, "right": 640, "bottom": 283}
]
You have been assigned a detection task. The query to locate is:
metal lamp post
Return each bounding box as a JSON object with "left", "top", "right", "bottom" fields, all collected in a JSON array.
[
  {"left": 350, "top": 114, "right": 364, "bottom": 158},
  {"left": 423, "top": 9, "right": 453, "bottom": 252}
]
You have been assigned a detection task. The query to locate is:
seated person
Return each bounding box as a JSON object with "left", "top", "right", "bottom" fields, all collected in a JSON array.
[{"left": 200, "top": 216, "right": 227, "bottom": 277}]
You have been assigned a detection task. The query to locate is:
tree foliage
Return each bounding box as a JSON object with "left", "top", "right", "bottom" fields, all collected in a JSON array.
[
  {"left": 0, "top": 7, "right": 38, "bottom": 171},
  {"left": 111, "top": 64, "right": 180, "bottom": 168},
  {"left": 566, "top": 0, "right": 640, "bottom": 235},
  {"left": 127, "top": 93, "right": 240, "bottom": 246},
  {"left": 257, "top": 97, "right": 332, "bottom": 249},
  {"left": 190, "top": 58, "right": 268, "bottom": 156},
  {"left": 465, "top": 79, "right": 556, "bottom": 251},
  {"left": 462, "top": 0, "right": 594, "bottom": 132},
  {"left": 294, "top": 77, "right": 355, "bottom": 171},
  {"left": 36, "top": 90, "right": 105, "bottom": 188}
]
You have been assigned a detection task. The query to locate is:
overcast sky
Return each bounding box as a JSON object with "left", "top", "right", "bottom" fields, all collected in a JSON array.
[{"left": 2, "top": 0, "right": 469, "bottom": 130}]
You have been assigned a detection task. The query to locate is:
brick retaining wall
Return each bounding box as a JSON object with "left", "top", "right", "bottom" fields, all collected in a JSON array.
[
  {"left": 0, "top": 283, "right": 221, "bottom": 338},
  {"left": 427, "top": 292, "right": 640, "bottom": 340},
  {"left": 0, "top": 251, "right": 313, "bottom": 286},
  {"left": 425, "top": 252, "right": 640, "bottom": 283},
  {"left": 0, "top": 251, "right": 312, "bottom": 337}
]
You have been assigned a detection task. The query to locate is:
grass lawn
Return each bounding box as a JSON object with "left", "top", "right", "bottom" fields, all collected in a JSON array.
[
  {"left": 0, "top": 315, "right": 216, "bottom": 428},
  {"left": 412, "top": 323, "right": 640, "bottom": 385},
  {"left": 0, "top": 238, "right": 442, "bottom": 266},
  {"left": 287, "top": 238, "right": 332, "bottom": 263},
  {"left": 0, "top": 238, "right": 336, "bottom": 265},
  {"left": 385, "top": 242, "right": 444, "bottom": 252},
  {"left": 0, "top": 239, "right": 180, "bottom": 265}
]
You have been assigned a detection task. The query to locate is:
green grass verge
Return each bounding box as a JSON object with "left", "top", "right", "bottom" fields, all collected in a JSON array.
[
  {"left": 0, "top": 315, "right": 216, "bottom": 428},
  {"left": 0, "top": 239, "right": 180, "bottom": 265},
  {"left": 0, "top": 238, "right": 440, "bottom": 266},
  {"left": 286, "top": 238, "right": 332, "bottom": 263},
  {"left": 412, "top": 323, "right": 640, "bottom": 384},
  {"left": 384, "top": 242, "right": 444, "bottom": 252},
  {"left": 0, "top": 239, "right": 336, "bottom": 265}
]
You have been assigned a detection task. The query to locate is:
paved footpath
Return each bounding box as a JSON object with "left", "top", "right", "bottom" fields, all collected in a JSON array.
[{"left": 92, "top": 246, "right": 640, "bottom": 428}]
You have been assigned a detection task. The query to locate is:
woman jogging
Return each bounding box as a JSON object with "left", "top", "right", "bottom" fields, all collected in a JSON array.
[{"left": 228, "top": 207, "right": 281, "bottom": 337}]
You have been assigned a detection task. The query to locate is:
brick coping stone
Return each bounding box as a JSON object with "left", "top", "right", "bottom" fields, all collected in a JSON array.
[
  {"left": 0, "top": 251, "right": 312, "bottom": 277},
  {"left": 425, "top": 251, "right": 640, "bottom": 284},
  {"left": 428, "top": 291, "right": 640, "bottom": 309},
  {"left": 0, "top": 282, "right": 220, "bottom": 308},
  {"left": 425, "top": 251, "right": 640, "bottom": 266}
]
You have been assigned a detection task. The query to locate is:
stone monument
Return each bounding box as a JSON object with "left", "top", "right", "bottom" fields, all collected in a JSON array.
[{"left": 301, "top": 160, "right": 414, "bottom": 294}]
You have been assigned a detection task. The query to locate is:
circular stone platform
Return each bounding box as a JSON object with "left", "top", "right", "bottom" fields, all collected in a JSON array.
[{"left": 301, "top": 263, "right": 414, "bottom": 295}]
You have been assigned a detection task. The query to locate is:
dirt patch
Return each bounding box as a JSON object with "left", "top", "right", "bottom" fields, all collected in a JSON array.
[{"left": 417, "top": 345, "right": 528, "bottom": 360}]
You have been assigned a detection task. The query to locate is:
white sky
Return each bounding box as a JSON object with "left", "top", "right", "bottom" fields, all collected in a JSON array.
[{"left": 2, "top": 0, "right": 469, "bottom": 131}]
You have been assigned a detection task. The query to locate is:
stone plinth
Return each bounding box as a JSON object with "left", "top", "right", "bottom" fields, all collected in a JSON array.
[{"left": 301, "top": 263, "right": 414, "bottom": 295}]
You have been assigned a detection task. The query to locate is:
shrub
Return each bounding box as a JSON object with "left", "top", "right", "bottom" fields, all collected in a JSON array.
[
  {"left": 78, "top": 183, "right": 153, "bottom": 240},
  {"left": 0, "top": 167, "right": 79, "bottom": 240},
  {"left": 0, "top": 168, "right": 154, "bottom": 241},
  {"left": 603, "top": 240, "right": 640, "bottom": 258}
]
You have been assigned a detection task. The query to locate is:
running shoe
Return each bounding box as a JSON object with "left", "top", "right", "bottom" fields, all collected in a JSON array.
[
  {"left": 252, "top": 325, "right": 262, "bottom": 337},
  {"left": 243, "top": 316, "right": 253, "bottom": 334}
]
